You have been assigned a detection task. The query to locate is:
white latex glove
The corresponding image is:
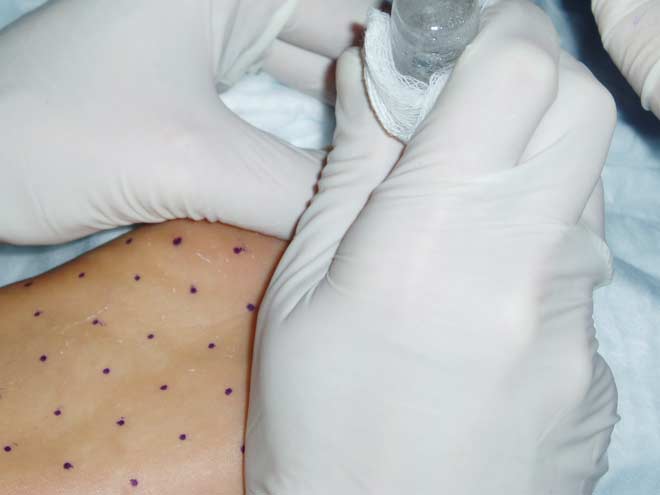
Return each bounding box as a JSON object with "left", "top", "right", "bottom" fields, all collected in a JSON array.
[
  {"left": 264, "top": 0, "right": 382, "bottom": 103},
  {"left": 0, "top": 0, "right": 376, "bottom": 244},
  {"left": 246, "top": 1, "right": 620, "bottom": 493},
  {"left": 592, "top": 0, "right": 660, "bottom": 119}
]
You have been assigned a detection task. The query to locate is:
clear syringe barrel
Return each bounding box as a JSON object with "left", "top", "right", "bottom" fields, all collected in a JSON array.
[{"left": 390, "top": 0, "right": 480, "bottom": 83}]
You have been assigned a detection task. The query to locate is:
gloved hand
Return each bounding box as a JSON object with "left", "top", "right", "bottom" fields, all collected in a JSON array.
[
  {"left": 0, "top": 0, "right": 376, "bottom": 244},
  {"left": 246, "top": 1, "right": 619, "bottom": 493},
  {"left": 592, "top": 0, "right": 660, "bottom": 119}
]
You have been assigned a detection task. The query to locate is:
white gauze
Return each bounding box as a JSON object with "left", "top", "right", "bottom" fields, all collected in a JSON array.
[{"left": 363, "top": 2, "right": 491, "bottom": 143}]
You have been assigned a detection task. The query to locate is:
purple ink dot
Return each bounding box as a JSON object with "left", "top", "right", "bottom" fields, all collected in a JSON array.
[
  {"left": 116, "top": 418, "right": 125, "bottom": 426},
  {"left": 172, "top": 237, "right": 182, "bottom": 246},
  {"left": 190, "top": 285, "right": 198, "bottom": 294},
  {"left": 78, "top": 272, "right": 85, "bottom": 278},
  {"left": 4, "top": 446, "right": 11, "bottom": 453},
  {"left": 39, "top": 355, "right": 47, "bottom": 362},
  {"left": 134, "top": 274, "right": 141, "bottom": 282},
  {"left": 240, "top": 445, "right": 245, "bottom": 454},
  {"left": 179, "top": 434, "right": 187, "bottom": 441},
  {"left": 208, "top": 342, "right": 216, "bottom": 349},
  {"left": 130, "top": 479, "right": 139, "bottom": 487},
  {"left": 160, "top": 384, "right": 168, "bottom": 391},
  {"left": 54, "top": 409, "right": 62, "bottom": 416},
  {"left": 233, "top": 246, "right": 244, "bottom": 255},
  {"left": 103, "top": 368, "right": 111, "bottom": 375},
  {"left": 92, "top": 319, "right": 100, "bottom": 326},
  {"left": 246, "top": 304, "right": 256, "bottom": 312},
  {"left": 147, "top": 333, "right": 155, "bottom": 340},
  {"left": 33, "top": 310, "right": 42, "bottom": 317},
  {"left": 224, "top": 388, "right": 233, "bottom": 396},
  {"left": 24, "top": 281, "right": 33, "bottom": 287},
  {"left": 125, "top": 238, "right": 133, "bottom": 245},
  {"left": 63, "top": 462, "right": 73, "bottom": 470}
]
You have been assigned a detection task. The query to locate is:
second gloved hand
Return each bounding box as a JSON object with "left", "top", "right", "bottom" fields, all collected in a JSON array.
[
  {"left": 0, "top": 0, "right": 374, "bottom": 244},
  {"left": 246, "top": 1, "right": 619, "bottom": 494},
  {"left": 592, "top": 0, "right": 660, "bottom": 119}
]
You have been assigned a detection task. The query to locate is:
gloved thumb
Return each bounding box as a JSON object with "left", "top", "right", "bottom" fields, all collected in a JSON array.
[{"left": 264, "top": 47, "right": 403, "bottom": 316}]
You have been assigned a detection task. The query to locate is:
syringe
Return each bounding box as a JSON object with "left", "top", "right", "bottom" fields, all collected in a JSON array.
[{"left": 390, "top": 0, "right": 480, "bottom": 83}]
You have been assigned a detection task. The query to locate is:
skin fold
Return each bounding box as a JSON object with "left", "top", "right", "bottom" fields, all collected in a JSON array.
[{"left": 0, "top": 220, "right": 286, "bottom": 495}]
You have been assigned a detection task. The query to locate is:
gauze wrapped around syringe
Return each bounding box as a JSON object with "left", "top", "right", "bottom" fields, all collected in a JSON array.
[{"left": 364, "top": 0, "right": 488, "bottom": 142}]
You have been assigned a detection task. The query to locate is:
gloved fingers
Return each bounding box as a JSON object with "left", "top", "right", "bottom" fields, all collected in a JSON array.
[
  {"left": 262, "top": 39, "right": 337, "bottom": 105},
  {"left": 279, "top": 0, "right": 379, "bottom": 59},
  {"left": 263, "top": 47, "right": 403, "bottom": 318},
  {"left": 516, "top": 52, "right": 616, "bottom": 225},
  {"left": 591, "top": 0, "right": 660, "bottom": 118},
  {"left": 212, "top": 0, "right": 300, "bottom": 88},
  {"left": 372, "top": 52, "right": 616, "bottom": 230},
  {"left": 202, "top": 122, "right": 325, "bottom": 241},
  {"left": 398, "top": 0, "right": 561, "bottom": 180},
  {"left": 645, "top": 69, "right": 660, "bottom": 119},
  {"left": 134, "top": 105, "right": 326, "bottom": 241},
  {"left": 591, "top": 0, "right": 652, "bottom": 42}
]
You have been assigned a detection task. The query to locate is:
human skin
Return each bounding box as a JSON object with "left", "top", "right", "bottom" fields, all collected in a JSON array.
[{"left": 0, "top": 220, "right": 286, "bottom": 495}]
